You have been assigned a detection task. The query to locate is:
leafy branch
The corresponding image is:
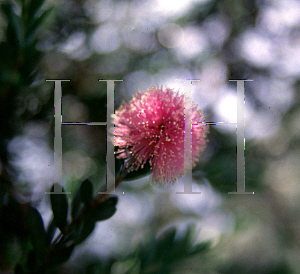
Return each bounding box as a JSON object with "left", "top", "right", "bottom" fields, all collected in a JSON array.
[
  {"left": 0, "top": 0, "right": 53, "bottom": 87},
  {"left": 18, "top": 162, "right": 132, "bottom": 274}
]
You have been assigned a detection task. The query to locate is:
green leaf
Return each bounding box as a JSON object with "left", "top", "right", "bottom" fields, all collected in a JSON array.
[
  {"left": 86, "top": 196, "right": 118, "bottom": 222},
  {"left": 138, "top": 232, "right": 157, "bottom": 269},
  {"left": 80, "top": 179, "right": 93, "bottom": 205},
  {"left": 26, "top": 8, "right": 53, "bottom": 39},
  {"left": 50, "top": 184, "right": 69, "bottom": 233},
  {"left": 25, "top": 206, "right": 47, "bottom": 257},
  {"left": 155, "top": 227, "right": 176, "bottom": 261},
  {"left": 15, "top": 0, "right": 26, "bottom": 4},
  {"left": 1, "top": 3, "right": 23, "bottom": 49},
  {"left": 116, "top": 158, "right": 152, "bottom": 181},
  {"left": 28, "top": 0, "right": 45, "bottom": 17},
  {"left": 47, "top": 244, "right": 75, "bottom": 267},
  {"left": 74, "top": 218, "right": 95, "bottom": 245},
  {"left": 172, "top": 226, "right": 192, "bottom": 255},
  {"left": 157, "top": 225, "right": 211, "bottom": 264},
  {"left": 190, "top": 241, "right": 211, "bottom": 255},
  {"left": 71, "top": 186, "right": 82, "bottom": 220},
  {"left": 0, "top": 177, "right": 8, "bottom": 212},
  {"left": 46, "top": 218, "right": 57, "bottom": 245},
  {"left": 156, "top": 227, "right": 177, "bottom": 247}
]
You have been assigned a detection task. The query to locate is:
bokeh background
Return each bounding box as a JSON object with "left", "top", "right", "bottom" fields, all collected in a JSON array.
[{"left": 1, "top": 0, "right": 300, "bottom": 273}]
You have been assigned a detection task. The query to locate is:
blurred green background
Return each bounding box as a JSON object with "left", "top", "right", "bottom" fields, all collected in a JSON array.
[{"left": 1, "top": 0, "right": 300, "bottom": 273}]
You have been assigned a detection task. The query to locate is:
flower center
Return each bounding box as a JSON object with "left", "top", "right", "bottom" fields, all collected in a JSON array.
[
  {"left": 159, "top": 124, "right": 171, "bottom": 141},
  {"left": 159, "top": 124, "right": 165, "bottom": 132}
]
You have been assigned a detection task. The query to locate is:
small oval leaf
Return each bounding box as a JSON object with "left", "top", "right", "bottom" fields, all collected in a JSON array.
[
  {"left": 1, "top": 3, "right": 23, "bottom": 49},
  {"left": 87, "top": 196, "right": 118, "bottom": 222},
  {"left": 120, "top": 159, "right": 152, "bottom": 181},
  {"left": 47, "top": 244, "right": 75, "bottom": 267},
  {"left": 26, "top": 206, "right": 47, "bottom": 257},
  {"left": 80, "top": 179, "right": 93, "bottom": 205},
  {"left": 71, "top": 187, "right": 82, "bottom": 220},
  {"left": 155, "top": 227, "right": 177, "bottom": 261},
  {"left": 27, "top": 8, "right": 53, "bottom": 38},
  {"left": 74, "top": 218, "right": 95, "bottom": 245},
  {"left": 50, "top": 184, "right": 69, "bottom": 232},
  {"left": 46, "top": 218, "right": 57, "bottom": 245},
  {"left": 28, "top": 0, "right": 45, "bottom": 18}
]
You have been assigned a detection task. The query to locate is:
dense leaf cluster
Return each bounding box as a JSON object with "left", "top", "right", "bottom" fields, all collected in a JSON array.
[{"left": 15, "top": 180, "right": 118, "bottom": 273}]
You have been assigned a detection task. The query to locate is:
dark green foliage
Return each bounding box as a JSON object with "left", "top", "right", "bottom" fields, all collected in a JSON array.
[
  {"left": 46, "top": 218, "right": 57, "bottom": 245},
  {"left": 71, "top": 184, "right": 83, "bottom": 220},
  {"left": 73, "top": 197, "right": 117, "bottom": 244},
  {"left": 0, "top": 0, "right": 54, "bottom": 161},
  {"left": 115, "top": 157, "right": 152, "bottom": 181},
  {"left": 47, "top": 244, "right": 75, "bottom": 267},
  {"left": 1, "top": 3, "right": 23, "bottom": 50},
  {"left": 75, "top": 225, "right": 211, "bottom": 274},
  {"left": 155, "top": 227, "right": 177, "bottom": 262},
  {"left": 70, "top": 180, "right": 118, "bottom": 247},
  {"left": 27, "top": 0, "right": 45, "bottom": 19},
  {"left": 25, "top": 207, "right": 47, "bottom": 258},
  {"left": 80, "top": 179, "right": 94, "bottom": 205},
  {"left": 149, "top": 225, "right": 211, "bottom": 267},
  {"left": 50, "top": 184, "right": 69, "bottom": 233},
  {"left": 71, "top": 180, "right": 118, "bottom": 246},
  {"left": 73, "top": 218, "right": 95, "bottom": 245},
  {"left": 86, "top": 196, "right": 118, "bottom": 222},
  {"left": 13, "top": 181, "right": 119, "bottom": 273},
  {"left": 108, "top": 225, "right": 211, "bottom": 274},
  {"left": 26, "top": 8, "right": 53, "bottom": 42},
  {"left": 0, "top": 0, "right": 53, "bottom": 88}
]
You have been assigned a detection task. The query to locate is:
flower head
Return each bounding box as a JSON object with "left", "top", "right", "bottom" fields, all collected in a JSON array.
[{"left": 112, "top": 86, "right": 208, "bottom": 184}]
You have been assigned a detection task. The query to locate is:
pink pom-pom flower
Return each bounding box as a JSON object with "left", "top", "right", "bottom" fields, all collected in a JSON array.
[{"left": 112, "top": 86, "right": 208, "bottom": 184}]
